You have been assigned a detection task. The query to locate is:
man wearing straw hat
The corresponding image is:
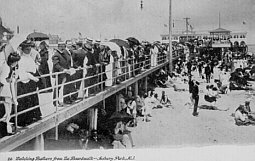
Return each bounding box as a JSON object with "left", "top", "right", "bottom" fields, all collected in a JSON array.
[
  {"left": 83, "top": 37, "right": 97, "bottom": 96},
  {"left": 93, "top": 39, "right": 103, "bottom": 92},
  {"left": 52, "top": 41, "right": 74, "bottom": 106},
  {"left": 72, "top": 41, "right": 87, "bottom": 97}
]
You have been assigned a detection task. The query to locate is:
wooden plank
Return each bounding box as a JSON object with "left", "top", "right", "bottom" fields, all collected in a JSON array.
[{"left": 0, "top": 61, "right": 170, "bottom": 152}]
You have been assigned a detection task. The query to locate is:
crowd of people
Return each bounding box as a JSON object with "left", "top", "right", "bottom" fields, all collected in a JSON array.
[
  {"left": 1, "top": 33, "right": 254, "bottom": 148},
  {"left": 0, "top": 35, "right": 186, "bottom": 138}
]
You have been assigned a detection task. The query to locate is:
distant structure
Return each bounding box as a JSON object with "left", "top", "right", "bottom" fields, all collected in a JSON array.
[
  {"left": 0, "top": 16, "right": 13, "bottom": 40},
  {"left": 48, "top": 34, "right": 61, "bottom": 44},
  {"left": 160, "top": 16, "right": 247, "bottom": 47}
]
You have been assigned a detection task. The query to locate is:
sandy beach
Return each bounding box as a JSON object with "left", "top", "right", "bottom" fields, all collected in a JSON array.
[{"left": 131, "top": 70, "right": 255, "bottom": 148}]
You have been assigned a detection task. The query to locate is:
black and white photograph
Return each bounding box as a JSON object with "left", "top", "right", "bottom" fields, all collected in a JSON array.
[{"left": 0, "top": 0, "right": 255, "bottom": 160}]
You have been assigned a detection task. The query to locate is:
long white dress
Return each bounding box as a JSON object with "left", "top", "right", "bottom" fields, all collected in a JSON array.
[
  {"left": 150, "top": 46, "right": 158, "bottom": 67},
  {"left": 105, "top": 54, "right": 114, "bottom": 87},
  {"left": 0, "top": 62, "right": 12, "bottom": 102}
]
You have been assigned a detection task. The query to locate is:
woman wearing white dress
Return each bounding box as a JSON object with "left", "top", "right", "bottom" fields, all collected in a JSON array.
[
  {"left": 16, "top": 40, "right": 41, "bottom": 127},
  {"left": 104, "top": 48, "right": 114, "bottom": 87},
  {"left": 0, "top": 52, "right": 20, "bottom": 133}
]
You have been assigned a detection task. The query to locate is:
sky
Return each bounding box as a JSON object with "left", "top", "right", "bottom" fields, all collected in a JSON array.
[{"left": 0, "top": 0, "right": 254, "bottom": 43}]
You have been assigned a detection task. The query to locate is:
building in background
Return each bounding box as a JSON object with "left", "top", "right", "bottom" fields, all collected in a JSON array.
[{"left": 0, "top": 17, "right": 13, "bottom": 40}]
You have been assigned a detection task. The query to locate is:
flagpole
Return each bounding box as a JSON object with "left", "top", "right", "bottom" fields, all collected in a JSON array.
[{"left": 169, "top": 0, "right": 173, "bottom": 72}]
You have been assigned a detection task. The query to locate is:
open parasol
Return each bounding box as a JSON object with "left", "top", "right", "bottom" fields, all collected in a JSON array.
[
  {"left": 101, "top": 41, "right": 122, "bottom": 58},
  {"left": 126, "top": 37, "right": 140, "bottom": 46},
  {"left": 109, "top": 111, "right": 133, "bottom": 123},
  {"left": 109, "top": 39, "right": 130, "bottom": 48},
  {"left": 27, "top": 32, "right": 49, "bottom": 41}
]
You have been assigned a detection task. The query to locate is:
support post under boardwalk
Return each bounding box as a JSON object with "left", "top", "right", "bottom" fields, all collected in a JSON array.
[
  {"left": 145, "top": 76, "right": 148, "bottom": 94},
  {"left": 89, "top": 108, "right": 94, "bottom": 131},
  {"left": 135, "top": 81, "right": 138, "bottom": 96},
  {"left": 116, "top": 93, "right": 120, "bottom": 111},
  {"left": 34, "top": 134, "right": 44, "bottom": 151},
  {"left": 94, "top": 108, "right": 98, "bottom": 130}
]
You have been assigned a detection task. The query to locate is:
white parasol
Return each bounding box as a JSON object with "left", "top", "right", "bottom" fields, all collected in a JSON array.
[{"left": 101, "top": 41, "right": 121, "bottom": 58}]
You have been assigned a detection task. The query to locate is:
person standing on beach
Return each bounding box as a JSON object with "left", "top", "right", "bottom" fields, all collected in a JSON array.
[
  {"left": 192, "top": 80, "right": 199, "bottom": 116},
  {"left": 204, "top": 63, "right": 211, "bottom": 83}
]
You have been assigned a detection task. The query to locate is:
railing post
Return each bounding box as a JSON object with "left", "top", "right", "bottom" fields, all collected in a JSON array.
[
  {"left": 101, "top": 65, "right": 104, "bottom": 92},
  {"left": 14, "top": 81, "right": 18, "bottom": 132},
  {"left": 55, "top": 73, "right": 59, "bottom": 141}
]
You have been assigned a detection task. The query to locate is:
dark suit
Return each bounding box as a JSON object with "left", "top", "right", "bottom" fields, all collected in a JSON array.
[
  {"left": 84, "top": 47, "right": 97, "bottom": 95},
  {"left": 192, "top": 84, "right": 199, "bottom": 115},
  {"left": 52, "top": 49, "right": 74, "bottom": 104},
  {"left": 39, "top": 48, "right": 52, "bottom": 91},
  {"left": 72, "top": 48, "right": 87, "bottom": 93}
]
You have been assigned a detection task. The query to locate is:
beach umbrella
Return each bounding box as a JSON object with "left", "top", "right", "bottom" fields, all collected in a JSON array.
[
  {"left": 126, "top": 37, "right": 140, "bottom": 46},
  {"left": 100, "top": 41, "right": 121, "bottom": 58},
  {"left": 109, "top": 111, "right": 133, "bottom": 123},
  {"left": 27, "top": 32, "right": 49, "bottom": 41},
  {"left": 109, "top": 39, "right": 130, "bottom": 48}
]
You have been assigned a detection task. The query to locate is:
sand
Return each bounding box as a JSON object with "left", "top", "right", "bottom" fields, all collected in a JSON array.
[{"left": 131, "top": 70, "right": 255, "bottom": 148}]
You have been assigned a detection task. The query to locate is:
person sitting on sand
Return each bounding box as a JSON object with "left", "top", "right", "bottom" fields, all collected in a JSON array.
[
  {"left": 234, "top": 105, "right": 255, "bottom": 126},
  {"left": 160, "top": 91, "right": 172, "bottom": 108},
  {"left": 126, "top": 98, "right": 137, "bottom": 127},
  {"left": 204, "top": 85, "right": 220, "bottom": 107},
  {"left": 135, "top": 95, "right": 145, "bottom": 116},
  {"left": 112, "top": 121, "right": 133, "bottom": 149},
  {"left": 244, "top": 100, "right": 255, "bottom": 121},
  {"left": 152, "top": 93, "right": 163, "bottom": 109}
]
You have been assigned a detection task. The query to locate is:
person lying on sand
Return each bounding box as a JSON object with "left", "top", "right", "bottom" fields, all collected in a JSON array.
[{"left": 199, "top": 105, "right": 229, "bottom": 111}]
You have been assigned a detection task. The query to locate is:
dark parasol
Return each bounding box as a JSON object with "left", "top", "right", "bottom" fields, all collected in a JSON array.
[
  {"left": 27, "top": 32, "right": 49, "bottom": 41},
  {"left": 109, "top": 111, "right": 133, "bottom": 123},
  {"left": 109, "top": 39, "right": 130, "bottom": 48},
  {"left": 126, "top": 37, "right": 140, "bottom": 46}
]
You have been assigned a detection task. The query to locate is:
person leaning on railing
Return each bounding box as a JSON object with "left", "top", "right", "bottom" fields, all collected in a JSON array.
[
  {"left": 83, "top": 39, "right": 98, "bottom": 96},
  {"left": 72, "top": 41, "right": 87, "bottom": 98},
  {"left": 38, "top": 41, "right": 52, "bottom": 93},
  {"left": 52, "top": 41, "right": 75, "bottom": 106},
  {"left": 16, "top": 40, "right": 42, "bottom": 126}
]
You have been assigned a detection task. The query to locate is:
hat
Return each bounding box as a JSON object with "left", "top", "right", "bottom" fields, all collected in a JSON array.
[
  {"left": 19, "top": 40, "right": 33, "bottom": 50},
  {"left": 95, "top": 39, "right": 101, "bottom": 44},
  {"left": 58, "top": 41, "right": 66, "bottom": 46},
  {"left": 86, "top": 37, "right": 93, "bottom": 43},
  {"left": 76, "top": 41, "right": 83, "bottom": 47},
  {"left": 84, "top": 43, "right": 92, "bottom": 50}
]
